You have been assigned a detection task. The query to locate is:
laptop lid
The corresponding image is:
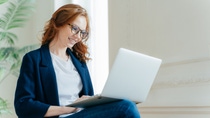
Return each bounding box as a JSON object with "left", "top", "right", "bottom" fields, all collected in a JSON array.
[{"left": 101, "top": 48, "right": 162, "bottom": 103}]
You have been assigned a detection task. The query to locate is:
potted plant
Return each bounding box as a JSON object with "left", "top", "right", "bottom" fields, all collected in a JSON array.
[{"left": 0, "top": 0, "right": 37, "bottom": 116}]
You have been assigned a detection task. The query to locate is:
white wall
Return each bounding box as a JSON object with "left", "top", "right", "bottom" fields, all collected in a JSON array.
[{"left": 108, "top": 0, "right": 210, "bottom": 117}]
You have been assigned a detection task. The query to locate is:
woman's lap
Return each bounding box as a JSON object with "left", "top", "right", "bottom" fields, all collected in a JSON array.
[{"left": 66, "top": 99, "right": 140, "bottom": 118}]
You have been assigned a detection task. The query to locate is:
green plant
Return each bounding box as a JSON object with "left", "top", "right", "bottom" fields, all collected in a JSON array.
[
  {"left": 0, "top": 0, "right": 8, "bottom": 5},
  {"left": 0, "top": 0, "right": 37, "bottom": 116},
  {"left": 0, "top": 98, "right": 11, "bottom": 115}
]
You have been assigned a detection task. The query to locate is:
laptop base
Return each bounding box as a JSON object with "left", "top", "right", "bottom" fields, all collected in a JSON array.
[{"left": 66, "top": 96, "right": 122, "bottom": 108}]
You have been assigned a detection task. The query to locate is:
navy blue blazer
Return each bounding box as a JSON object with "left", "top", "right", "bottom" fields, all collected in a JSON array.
[{"left": 14, "top": 44, "right": 94, "bottom": 118}]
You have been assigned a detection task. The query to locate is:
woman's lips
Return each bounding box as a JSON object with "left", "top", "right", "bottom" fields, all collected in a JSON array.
[{"left": 68, "top": 37, "right": 76, "bottom": 43}]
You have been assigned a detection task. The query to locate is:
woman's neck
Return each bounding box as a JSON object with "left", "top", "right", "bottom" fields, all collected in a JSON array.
[{"left": 49, "top": 40, "right": 69, "bottom": 61}]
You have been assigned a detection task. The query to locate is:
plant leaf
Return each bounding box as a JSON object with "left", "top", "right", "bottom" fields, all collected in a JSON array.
[
  {"left": 18, "top": 44, "right": 39, "bottom": 55},
  {"left": 0, "top": 0, "right": 8, "bottom": 5},
  {"left": 0, "top": 44, "right": 38, "bottom": 78},
  {"left": 0, "top": 97, "right": 11, "bottom": 115},
  {"left": 0, "top": 31, "right": 17, "bottom": 45},
  {"left": 0, "top": 47, "right": 16, "bottom": 61},
  {"left": 0, "top": 0, "right": 35, "bottom": 30}
]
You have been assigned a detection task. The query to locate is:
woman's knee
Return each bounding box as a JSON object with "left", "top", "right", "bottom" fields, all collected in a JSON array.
[
  {"left": 118, "top": 99, "right": 141, "bottom": 118},
  {"left": 119, "top": 99, "right": 136, "bottom": 108}
]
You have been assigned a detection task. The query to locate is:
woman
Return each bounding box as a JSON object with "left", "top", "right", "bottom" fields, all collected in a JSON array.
[{"left": 14, "top": 4, "right": 140, "bottom": 118}]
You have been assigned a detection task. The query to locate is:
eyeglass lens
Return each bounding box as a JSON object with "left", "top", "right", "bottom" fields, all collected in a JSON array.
[{"left": 69, "top": 24, "right": 88, "bottom": 39}]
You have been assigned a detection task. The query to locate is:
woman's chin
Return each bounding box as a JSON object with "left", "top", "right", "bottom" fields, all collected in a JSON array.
[{"left": 67, "top": 44, "right": 74, "bottom": 49}]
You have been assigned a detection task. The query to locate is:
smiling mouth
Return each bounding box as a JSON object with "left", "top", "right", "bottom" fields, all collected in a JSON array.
[{"left": 68, "top": 37, "right": 76, "bottom": 43}]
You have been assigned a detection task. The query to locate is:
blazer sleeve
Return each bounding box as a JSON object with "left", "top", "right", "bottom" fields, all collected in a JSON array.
[{"left": 14, "top": 53, "right": 50, "bottom": 118}]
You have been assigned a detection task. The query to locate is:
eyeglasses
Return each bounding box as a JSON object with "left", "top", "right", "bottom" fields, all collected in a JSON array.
[{"left": 68, "top": 24, "right": 88, "bottom": 39}]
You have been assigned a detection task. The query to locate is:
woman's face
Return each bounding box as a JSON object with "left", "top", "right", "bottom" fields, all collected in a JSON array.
[{"left": 56, "top": 15, "right": 87, "bottom": 48}]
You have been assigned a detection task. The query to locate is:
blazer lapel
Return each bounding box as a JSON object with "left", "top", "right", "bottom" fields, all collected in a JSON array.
[
  {"left": 39, "top": 44, "right": 59, "bottom": 105},
  {"left": 67, "top": 48, "right": 93, "bottom": 95}
]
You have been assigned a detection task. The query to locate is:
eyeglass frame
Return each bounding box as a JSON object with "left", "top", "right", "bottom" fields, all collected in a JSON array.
[{"left": 68, "top": 24, "right": 89, "bottom": 40}]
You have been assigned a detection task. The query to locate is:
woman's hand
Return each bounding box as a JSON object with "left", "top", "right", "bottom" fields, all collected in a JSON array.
[
  {"left": 44, "top": 95, "right": 91, "bottom": 117},
  {"left": 74, "top": 95, "right": 91, "bottom": 103},
  {"left": 44, "top": 106, "right": 77, "bottom": 117}
]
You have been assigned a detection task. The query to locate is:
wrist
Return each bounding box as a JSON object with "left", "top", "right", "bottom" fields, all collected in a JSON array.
[{"left": 61, "top": 106, "right": 77, "bottom": 114}]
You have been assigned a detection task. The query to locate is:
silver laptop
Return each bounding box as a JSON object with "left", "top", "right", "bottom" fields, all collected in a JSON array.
[{"left": 67, "top": 48, "right": 162, "bottom": 108}]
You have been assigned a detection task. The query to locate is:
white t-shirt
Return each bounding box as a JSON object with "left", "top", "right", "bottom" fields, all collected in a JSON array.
[{"left": 50, "top": 52, "right": 83, "bottom": 117}]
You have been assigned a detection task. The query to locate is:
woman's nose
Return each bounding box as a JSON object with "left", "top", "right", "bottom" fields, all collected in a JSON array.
[{"left": 73, "top": 33, "right": 81, "bottom": 41}]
